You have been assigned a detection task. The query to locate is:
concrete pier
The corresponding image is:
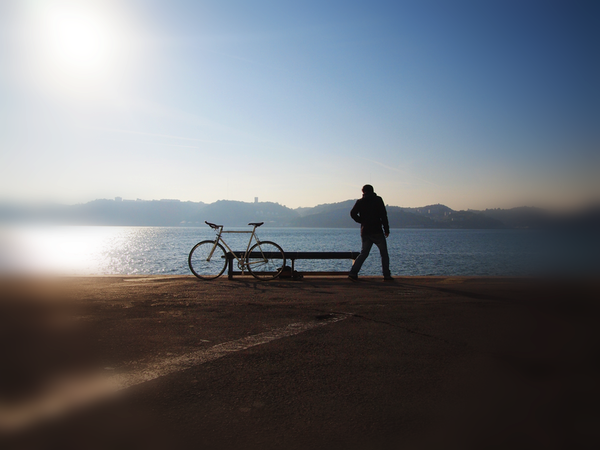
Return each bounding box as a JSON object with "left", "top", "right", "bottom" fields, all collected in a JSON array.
[{"left": 1, "top": 276, "right": 598, "bottom": 449}]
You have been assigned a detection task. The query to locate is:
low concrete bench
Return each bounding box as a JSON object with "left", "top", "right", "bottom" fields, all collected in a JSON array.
[{"left": 226, "top": 251, "right": 359, "bottom": 279}]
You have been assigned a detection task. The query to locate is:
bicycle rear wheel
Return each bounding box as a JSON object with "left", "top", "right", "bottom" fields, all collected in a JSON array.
[
  {"left": 188, "top": 241, "right": 227, "bottom": 280},
  {"left": 246, "top": 241, "right": 285, "bottom": 280}
]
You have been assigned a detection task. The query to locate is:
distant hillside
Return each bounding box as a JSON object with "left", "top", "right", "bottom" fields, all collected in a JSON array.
[
  {"left": 295, "top": 200, "right": 356, "bottom": 218},
  {"left": 479, "top": 207, "right": 557, "bottom": 229},
  {"left": 73, "top": 199, "right": 207, "bottom": 226},
  {"left": 387, "top": 209, "right": 437, "bottom": 228},
  {"left": 190, "top": 200, "right": 299, "bottom": 227},
  {"left": 400, "top": 204, "right": 454, "bottom": 221},
  {"left": 292, "top": 208, "right": 356, "bottom": 228},
  {"left": 434, "top": 210, "right": 504, "bottom": 229},
  {"left": 479, "top": 205, "right": 600, "bottom": 229},
  {"left": 295, "top": 201, "right": 450, "bottom": 228},
  {"left": 292, "top": 200, "right": 356, "bottom": 227},
  {"left": 1, "top": 198, "right": 597, "bottom": 229},
  {"left": 0, "top": 199, "right": 207, "bottom": 226},
  {"left": 294, "top": 203, "right": 503, "bottom": 229}
]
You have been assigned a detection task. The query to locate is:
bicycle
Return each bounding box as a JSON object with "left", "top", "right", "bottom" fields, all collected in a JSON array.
[{"left": 188, "top": 221, "right": 285, "bottom": 280}]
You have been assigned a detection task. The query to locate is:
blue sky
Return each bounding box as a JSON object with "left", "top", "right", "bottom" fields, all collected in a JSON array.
[{"left": 0, "top": 0, "right": 597, "bottom": 210}]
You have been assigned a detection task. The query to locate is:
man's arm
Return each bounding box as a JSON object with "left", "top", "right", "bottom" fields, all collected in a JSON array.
[
  {"left": 350, "top": 200, "right": 361, "bottom": 223},
  {"left": 379, "top": 197, "right": 390, "bottom": 236}
]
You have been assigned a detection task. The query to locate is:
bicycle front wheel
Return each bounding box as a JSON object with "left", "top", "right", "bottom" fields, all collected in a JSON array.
[
  {"left": 188, "top": 241, "right": 227, "bottom": 280},
  {"left": 246, "top": 241, "right": 285, "bottom": 280}
]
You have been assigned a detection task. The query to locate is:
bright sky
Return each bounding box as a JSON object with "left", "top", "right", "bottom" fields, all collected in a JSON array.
[{"left": 0, "top": 0, "right": 597, "bottom": 210}]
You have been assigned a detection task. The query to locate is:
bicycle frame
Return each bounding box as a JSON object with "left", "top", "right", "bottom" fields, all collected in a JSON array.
[{"left": 206, "top": 224, "right": 263, "bottom": 272}]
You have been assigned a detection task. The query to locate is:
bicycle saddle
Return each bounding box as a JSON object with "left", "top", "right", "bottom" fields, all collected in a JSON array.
[{"left": 248, "top": 222, "right": 264, "bottom": 227}]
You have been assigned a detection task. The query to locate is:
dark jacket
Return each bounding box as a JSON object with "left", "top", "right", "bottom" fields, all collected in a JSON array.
[{"left": 350, "top": 192, "right": 390, "bottom": 235}]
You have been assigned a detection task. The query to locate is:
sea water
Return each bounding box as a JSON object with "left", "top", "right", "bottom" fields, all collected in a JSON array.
[{"left": 0, "top": 226, "right": 598, "bottom": 276}]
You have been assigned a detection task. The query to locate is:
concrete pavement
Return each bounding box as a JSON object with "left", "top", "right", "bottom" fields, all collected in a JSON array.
[{"left": 0, "top": 275, "right": 598, "bottom": 449}]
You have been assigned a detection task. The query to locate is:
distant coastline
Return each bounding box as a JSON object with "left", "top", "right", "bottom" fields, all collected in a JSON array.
[{"left": 1, "top": 198, "right": 598, "bottom": 230}]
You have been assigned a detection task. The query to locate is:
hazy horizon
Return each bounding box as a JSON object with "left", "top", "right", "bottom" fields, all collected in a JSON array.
[
  {"left": 3, "top": 195, "right": 599, "bottom": 214},
  {"left": 1, "top": 1, "right": 597, "bottom": 211}
]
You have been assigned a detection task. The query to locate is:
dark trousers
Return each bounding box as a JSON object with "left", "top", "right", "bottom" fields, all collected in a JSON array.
[{"left": 350, "top": 233, "right": 391, "bottom": 277}]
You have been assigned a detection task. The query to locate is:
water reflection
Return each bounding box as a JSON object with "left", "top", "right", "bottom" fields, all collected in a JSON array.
[{"left": 0, "top": 226, "right": 598, "bottom": 276}]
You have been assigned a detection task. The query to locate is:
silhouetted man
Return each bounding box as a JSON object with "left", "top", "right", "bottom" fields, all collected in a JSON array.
[{"left": 349, "top": 185, "right": 393, "bottom": 281}]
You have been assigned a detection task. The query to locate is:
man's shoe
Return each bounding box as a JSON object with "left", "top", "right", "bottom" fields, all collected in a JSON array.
[
  {"left": 348, "top": 274, "right": 358, "bottom": 281},
  {"left": 383, "top": 276, "right": 394, "bottom": 281}
]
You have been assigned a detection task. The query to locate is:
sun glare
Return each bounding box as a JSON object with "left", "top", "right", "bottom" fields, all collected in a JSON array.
[
  {"left": 17, "top": 1, "right": 138, "bottom": 98},
  {"left": 44, "top": 9, "right": 114, "bottom": 74}
]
